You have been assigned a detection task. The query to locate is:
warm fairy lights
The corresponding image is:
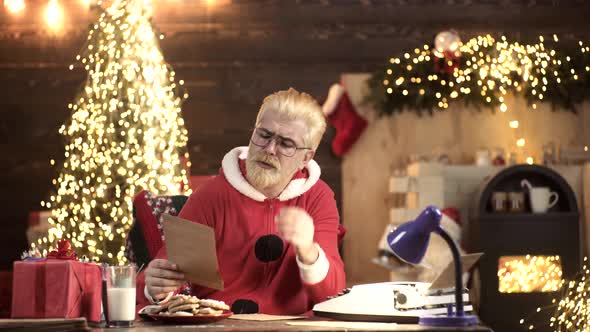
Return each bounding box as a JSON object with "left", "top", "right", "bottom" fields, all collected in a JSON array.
[
  {"left": 498, "top": 255, "right": 563, "bottom": 293},
  {"left": 370, "top": 34, "right": 590, "bottom": 164},
  {"left": 33, "top": 0, "right": 191, "bottom": 264},
  {"left": 376, "top": 34, "right": 590, "bottom": 113},
  {"left": 519, "top": 257, "right": 590, "bottom": 331},
  {"left": 547, "top": 257, "right": 590, "bottom": 331}
]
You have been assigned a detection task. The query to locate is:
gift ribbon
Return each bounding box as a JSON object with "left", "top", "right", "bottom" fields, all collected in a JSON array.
[
  {"left": 34, "top": 262, "right": 46, "bottom": 317},
  {"left": 47, "top": 239, "right": 77, "bottom": 260}
]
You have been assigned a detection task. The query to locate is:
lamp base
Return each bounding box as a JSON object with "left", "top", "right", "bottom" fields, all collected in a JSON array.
[{"left": 419, "top": 314, "right": 479, "bottom": 327}]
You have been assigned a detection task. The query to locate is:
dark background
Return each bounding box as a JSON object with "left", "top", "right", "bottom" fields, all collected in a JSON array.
[{"left": 1, "top": 0, "right": 590, "bottom": 269}]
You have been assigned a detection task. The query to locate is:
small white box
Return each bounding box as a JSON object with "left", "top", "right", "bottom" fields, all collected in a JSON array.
[
  {"left": 407, "top": 162, "right": 445, "bottom": 177},
  {"left": 389, "top": 164, "right": 498, "bottom": 221},
  {"left": 389, "top": 176, "right": 410, "bottom": 193},
  {"left": 414, "top": 176, "right": 444, "bottom": 193}
]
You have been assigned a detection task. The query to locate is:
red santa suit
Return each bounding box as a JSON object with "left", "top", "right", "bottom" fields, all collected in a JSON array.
[{"left": 137, "top": 147, "right": 346, "bottom": 314}]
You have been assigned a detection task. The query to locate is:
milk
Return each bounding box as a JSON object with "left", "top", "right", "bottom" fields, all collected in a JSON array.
[{"left": 107, "top": 287, "right": 136, "bottom": 322}]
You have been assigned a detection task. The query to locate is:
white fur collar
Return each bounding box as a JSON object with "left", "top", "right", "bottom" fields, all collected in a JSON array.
[
  {"left": 221, "top": 146, "right": 321, "bottom": 202},
  {"left": 322, "top": 83, "right": 345, "bottom": 116}
]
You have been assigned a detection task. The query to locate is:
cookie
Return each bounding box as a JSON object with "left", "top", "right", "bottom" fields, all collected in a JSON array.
[
  {"left": 167, "top": 296, "right": 200, "bottom": 310},
  {"left": 197, "top": 307, "right": 223, "bottom": 315},
  {"left": 151, "top": 305, "right": 168, "bottom": 314},
  {"left": 198, "top": 299, "right": 230, "bottom": 310},
  {"left": 169, "top": 303, "right": 200, "bottom": 313},
  {"left": 168, "top": 311, "right": 194, "bottom": 316},
  {"left": 171, "top": 294, "right": 199, "bottom": 301},
  {"left": 163, "top": 298, "right": 183, "bottom": 310}
]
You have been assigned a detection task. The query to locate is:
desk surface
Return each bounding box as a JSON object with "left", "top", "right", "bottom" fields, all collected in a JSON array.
[{"left": 91, "top": 319, "right": 492, "bottom": 332}]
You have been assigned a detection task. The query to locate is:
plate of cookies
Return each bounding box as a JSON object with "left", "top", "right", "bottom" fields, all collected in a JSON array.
[{"left": 140, "top": 295, "right": 232, "bottom": 324}]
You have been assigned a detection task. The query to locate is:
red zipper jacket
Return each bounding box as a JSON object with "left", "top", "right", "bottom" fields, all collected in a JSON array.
[{"left": 137, "top": 147, "right": 345, "bottom": 314}]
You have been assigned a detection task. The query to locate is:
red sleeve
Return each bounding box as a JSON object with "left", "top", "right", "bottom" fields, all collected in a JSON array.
[
  {"left": 302, "top": 181, "right": 346, "bottom": 304},
  {"left": 136, "top": 177, "right": 220, "bottom": 306},
  {"left": 136, "top": 246, "right": 173, "bottom": 307}
]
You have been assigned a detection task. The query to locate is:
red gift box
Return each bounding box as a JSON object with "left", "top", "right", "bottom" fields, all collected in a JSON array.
[{"left": 11, "top": 259, "right": 102, "bottom": 322}]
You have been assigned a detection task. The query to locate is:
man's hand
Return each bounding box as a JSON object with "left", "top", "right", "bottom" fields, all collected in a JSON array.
[
  {"left": 145, "top": 259, "right": 185, "bottom": 300},
  {"left": 275, "top": 207, "right": 319, "bottom": 265}
]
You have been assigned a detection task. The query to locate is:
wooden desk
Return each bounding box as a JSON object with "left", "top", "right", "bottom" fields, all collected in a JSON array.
[{"left": 91, "top": 319, "right": 493, "bottom": 332}]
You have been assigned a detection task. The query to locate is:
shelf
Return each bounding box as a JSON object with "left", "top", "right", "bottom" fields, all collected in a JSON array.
[{"left": 479, "top": 212, "right": 579, "bottom": 222}]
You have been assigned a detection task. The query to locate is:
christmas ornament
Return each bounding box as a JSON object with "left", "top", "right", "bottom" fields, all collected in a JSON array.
[
  {"left": 434, "top": 30, "right": 462, "bottom": 58},
  {"left": 433, "top": 30, "right": 462, "bottom": 75}
]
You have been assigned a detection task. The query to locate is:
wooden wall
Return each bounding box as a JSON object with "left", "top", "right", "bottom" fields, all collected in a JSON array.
[{"left": 1, "top": 0, "right": 590, "bottom": 269}]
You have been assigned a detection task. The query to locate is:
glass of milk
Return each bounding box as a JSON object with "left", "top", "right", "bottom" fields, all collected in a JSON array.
[{"left": 106, "top": 264, "right": 136, "bottom": 327}]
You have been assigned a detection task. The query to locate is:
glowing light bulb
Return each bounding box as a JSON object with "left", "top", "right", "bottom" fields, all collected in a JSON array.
[
  {"left": 4, "top": 0, "right": 25, "bottom": 14},
  {"left": 45, "top": 0, "right": 64, "bottom": 32}
]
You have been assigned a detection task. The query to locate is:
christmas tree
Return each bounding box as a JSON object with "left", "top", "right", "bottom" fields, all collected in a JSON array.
[{"left": 34, "top": 0, "right": 191, "bottom": 264}]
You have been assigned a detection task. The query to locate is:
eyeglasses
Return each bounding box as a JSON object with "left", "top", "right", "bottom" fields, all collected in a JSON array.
[{"left": 250, "top": 128, "right": 311, "bottom": 157}]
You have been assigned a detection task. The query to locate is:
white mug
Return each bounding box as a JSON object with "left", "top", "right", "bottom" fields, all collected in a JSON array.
[{"left": 521, "top": 179, "right": 559, "bottom": 213}]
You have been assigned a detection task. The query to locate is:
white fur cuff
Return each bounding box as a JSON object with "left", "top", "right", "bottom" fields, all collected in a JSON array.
[
  {"left": 296, "top": 243, "right": 330, "bottom": 285},
  {"left": 144, "top": 285, "right": 174, "bottom": 304}
]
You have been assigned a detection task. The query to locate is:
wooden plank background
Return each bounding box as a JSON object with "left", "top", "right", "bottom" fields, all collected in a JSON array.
[{"left": 1, "top": 0, "right": 590, "bottom": 269}]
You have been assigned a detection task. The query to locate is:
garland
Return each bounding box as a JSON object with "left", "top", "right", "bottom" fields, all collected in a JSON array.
[{"left": 366, "top": 34, "right": 590, "bottom": 116}]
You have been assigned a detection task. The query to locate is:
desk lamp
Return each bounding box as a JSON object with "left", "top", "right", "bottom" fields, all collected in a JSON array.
[{"left": 387, "top": 205, "right": 478, "bottom": 327}]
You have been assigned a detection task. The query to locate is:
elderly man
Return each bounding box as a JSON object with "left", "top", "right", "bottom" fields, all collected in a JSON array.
[{"left": 138, "top": 88, "right": 345, "bottom": 315}]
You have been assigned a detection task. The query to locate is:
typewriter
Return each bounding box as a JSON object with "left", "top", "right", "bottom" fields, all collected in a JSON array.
[
  {"left": 312, "top": 281, "right": 473, "bottom": 323},
  {"left": 313, "top": 253, "right": 482, "bottom": 323}
]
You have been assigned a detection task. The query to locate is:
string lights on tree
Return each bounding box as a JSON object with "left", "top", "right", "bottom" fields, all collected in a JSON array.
[{"left": 34, "top": 0, "right": 191, "bottom": 264}]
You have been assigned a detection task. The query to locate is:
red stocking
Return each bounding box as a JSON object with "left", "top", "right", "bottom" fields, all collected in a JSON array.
[{"left": 322, "top": 84, "right": 368, "bottom": 157}]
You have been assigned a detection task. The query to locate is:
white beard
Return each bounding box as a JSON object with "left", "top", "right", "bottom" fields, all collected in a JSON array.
[
  {"left": 245, "top": 150, "right": 287, "bottom": 190},
  {"left": 245, "top": 160, "right": 283, "bottom": 189}
]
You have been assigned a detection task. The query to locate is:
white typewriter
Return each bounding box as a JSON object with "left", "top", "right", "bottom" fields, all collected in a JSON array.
[
  {"left": 312, "top": 253, "right": 482, "bottom": 323},
  {"left": 313, "top": 281, "right": 472, "bottom": 323}
]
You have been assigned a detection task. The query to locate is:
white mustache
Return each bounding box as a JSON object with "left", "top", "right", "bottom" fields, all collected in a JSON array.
[{"left": 256, "top": 155, "right": 280, "bottom": 169}]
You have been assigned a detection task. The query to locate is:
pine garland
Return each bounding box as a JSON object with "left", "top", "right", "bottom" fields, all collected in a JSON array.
[{"left": 366, "top": 35, "right": 590, "bottom": 116}]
